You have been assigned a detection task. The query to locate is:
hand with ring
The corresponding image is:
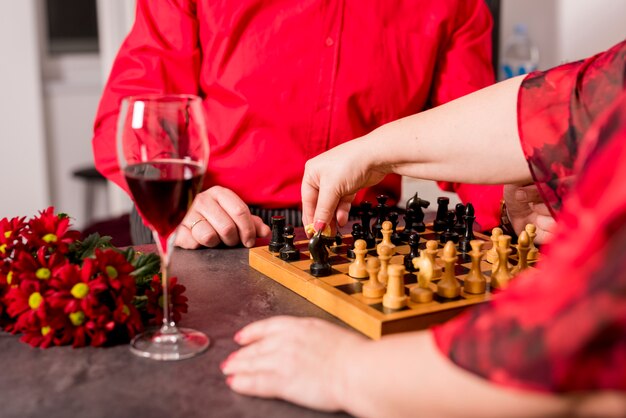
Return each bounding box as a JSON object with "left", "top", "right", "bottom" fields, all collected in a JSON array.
[{"left": 176, "top": 186, "right": 271, "bottom": 249}]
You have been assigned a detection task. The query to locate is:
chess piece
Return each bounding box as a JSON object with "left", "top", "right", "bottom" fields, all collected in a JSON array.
[
  {"left": 279, "top": 224, "right": 300, "bottom": 261},
  {"left": 388, "top": 212, "right": 402, "bottom": 245},
  {"left": 512, "top": 230, "right": 530, "bottom": 275},
  {"left": 453, "top": 203, "right": 466, "bottom": 235},
  {"left": 268, "top": 215, "right": 286, "bottom": 252},
  {"left": 399, "top": 208, "right": 416, "bottom": 243},
  {"left": 486, "top": 227, "right": 503, "bottom": 264},
  {"left": 403, "top": 233, "right": 420, "bottom": 272},
  {"left": 437, "top": 241, "right": 461, "bottom": 299},
  {"left": 372, "top": 195, "right": 389, "bottom": 239},
  {"left": 440, "top": 211, "right": 459, "bottom": 244},
  {"left": 463, "top": 240, "right": 486, "bottom": 294},
  {"left": 377, "top": 244, "right": 393, "bottom": 285},
  {"left": 411, "top": 251, "right": 434, "bottom": 303},
  {"left": 458, "top": 203, "right": 476, "bottom": 253},
  {"left": 406, "top": 192, "right": 429, "bottom": 233},
  {"left": 348, "top": 240, "right": 369, "bottom": 279},
  {"left": 362, "top": 257, "right": 385, "bottom": 298},
  {"left": 492, "top": 235, "right": 513, "bottom": 290},
  {"left": 359, "top": 201, "right": 376, "bottom": 249},
  {"left": 433, "top": 197, "right": 449, "bottom": 232},
  {"left": 377, "top": 220, "right": 396, "bottom": 255},
  {"left": 347, "top": 223, "right": 363, "bottom": 259},
  {"left": 525, "top": 223, "right": 539, "bottom": 261},
  {"left": 382, "top": 264, "right": 407, "bottom": 309},
  {"left": 424, "top": 240, "right": 442, "bottom": 278},
  {"left": 308, "top": 230, "right": 333, "bottom": 277}
]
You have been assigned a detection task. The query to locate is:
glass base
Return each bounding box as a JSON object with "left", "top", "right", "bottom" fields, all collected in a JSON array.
[{"left": 130, "top": 327, "right": 210, "bottom": 361}]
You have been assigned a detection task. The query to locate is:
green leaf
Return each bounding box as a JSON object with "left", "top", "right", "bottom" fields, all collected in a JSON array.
[{"left": 68, "top": 233, "right": 114, "bottom": 262}]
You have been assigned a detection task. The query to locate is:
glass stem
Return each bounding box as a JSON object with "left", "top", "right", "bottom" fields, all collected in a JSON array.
[{"left": 155, "top": 231, "right": 177, "bottom": 334}]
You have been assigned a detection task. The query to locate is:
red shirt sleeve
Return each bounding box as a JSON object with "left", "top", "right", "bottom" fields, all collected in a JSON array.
[
  {"left": 433, "top": 40, "right": 626, "bottom": 393},
  {"left": 431, "top": 0, "right": 502, "bottom": 230},
  {"left": 92, "top": 0, "right": 201, "bottom": 192}
]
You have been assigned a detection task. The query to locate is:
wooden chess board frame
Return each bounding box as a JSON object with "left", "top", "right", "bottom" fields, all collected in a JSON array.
[{"left": 249, "top": 225, "right": 529, "bottom": 339}]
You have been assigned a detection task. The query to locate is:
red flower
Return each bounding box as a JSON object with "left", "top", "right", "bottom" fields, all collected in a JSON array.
[
  {"left": 0, "top": 216, "right": 27, "bottom": 261},
  {"left": 5, "top": 280, "right": 51, "bottom": 334},
  {"left": 112, "top": 299, "right": 143, "bottom": 339},
  {"left": 11, "top": 247, "right": 67, "bottom": 291},
  {"left": 145, "top": 275, "right": 188, "bottom": 325},
  {"left": 92, "top": 249, "right": 136, "bottom": 303},
  {"left": 48, "top": 261, "right": 109, "bottom": 316},
  {"left": 22, "top": 207, "right": 80, "bottom": 254}
]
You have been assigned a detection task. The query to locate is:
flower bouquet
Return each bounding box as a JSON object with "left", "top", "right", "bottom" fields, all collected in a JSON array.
[{"left": 0, "top": 207, "right": 188, "bottom": 348}]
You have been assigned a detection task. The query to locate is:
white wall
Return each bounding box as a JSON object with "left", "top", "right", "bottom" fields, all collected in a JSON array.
[
  {"left": 557, "top": 0, "right": 626, "bottom": 63},
  {"left": 0, "top": 0, "right": 50, "bottom": 218}
]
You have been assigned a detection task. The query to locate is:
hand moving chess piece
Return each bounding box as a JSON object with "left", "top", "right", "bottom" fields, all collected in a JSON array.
[
  {"left": 377, "top": 244, "right": 393, "bottom": 285},
  {"left": 348, "top": 239, "right": 369, "bottom": 279},
  {"left": 362, "top": 257, "right": 385, "bottom": 298},
  {"left": 424, "top": 240, "right": 442, "bottom": 278},
  {"left": 383, "top": 264, "right": 407, "bottom": 309},
  {"left": 492, "top": 235, "right": 513, "bottom": 290},
  {"left": 512, "top": 230, "right": 530, "bottom": 275},
  {"left": 463, "top": 240, "right": 487, "bottom": 295},
  {"left": 411, "top": 251, "right": 434, "bottom": 303},
  {"left": 268, "top": 215, "right": 286, "bottom": 253},
  {"left": 279, "top": 224, "right": 300, "bottom": 261},
  {"left": 525, "top": 223, "right": 539, "bottom": 261},
  {"left": 486, "top": 227, "right": 503, "bottom": 265},
  {"left": 308, "top": 230, "right": 333, "bottom": 277},
  {"left": 437, "top": 241, "right": 461, "bottom": 299}
]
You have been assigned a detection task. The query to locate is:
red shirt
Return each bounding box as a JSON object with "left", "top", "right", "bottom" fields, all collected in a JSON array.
[
  {"left": 434, "top": 40, "right": 626, "bottom": 393},
  {"left": 93, "top": 0, "right": 500, "bottom": 227}
]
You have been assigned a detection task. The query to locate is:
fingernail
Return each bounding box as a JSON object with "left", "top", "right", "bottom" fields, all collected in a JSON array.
[
  {"left": 515, "top": 190, "right": 528, "bottom": 201},
  {"left": 244, "top": 239, "right": 255, "bottom": 248},
  {"left": 314, "top": 220, "right": 327, "bottom": 232},
  {"left": 233, "top": 331, "right": 243, "bottom": 343},
  {"left": 226, "top": 376, "right": 234, "bottom": 386},
  {"left": 220, "top": 359, "right": 229, "bottom": 372}
]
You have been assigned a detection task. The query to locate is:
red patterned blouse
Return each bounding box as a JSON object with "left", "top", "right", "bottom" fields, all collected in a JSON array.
[{"left": 434, "top": 39, "right": 626, "bottom": 393}]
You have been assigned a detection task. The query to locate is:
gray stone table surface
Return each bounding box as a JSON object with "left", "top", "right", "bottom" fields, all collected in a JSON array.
[{"left": 0, "top": 244, "right": 352, "bottom": 418}]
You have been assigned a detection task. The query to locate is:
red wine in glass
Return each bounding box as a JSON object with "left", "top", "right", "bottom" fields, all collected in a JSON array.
[
  {"left": 118, "top": 94, "right": 210, "bottom": 361},
  {"left": 125, "top": 160, "right": 204, "bottom": 240}
]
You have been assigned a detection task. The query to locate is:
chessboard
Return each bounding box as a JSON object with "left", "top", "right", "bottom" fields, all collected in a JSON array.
[{"left": 249, "top": 223, "right": 536, "bottom": 340}]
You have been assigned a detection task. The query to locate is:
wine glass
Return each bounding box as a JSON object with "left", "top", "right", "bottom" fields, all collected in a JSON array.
[{"left": 117, "top": 94, "right": 210, "bottom": 360}]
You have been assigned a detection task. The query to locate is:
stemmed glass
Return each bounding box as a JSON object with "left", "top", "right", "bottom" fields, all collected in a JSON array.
[{"left": 117, "top": 94, "right": 210, "bottom": 360}]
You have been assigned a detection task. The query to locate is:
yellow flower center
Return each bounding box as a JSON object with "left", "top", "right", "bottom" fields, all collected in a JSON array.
[
  {"left": 36, "top": 268, "right": 51, "bottom": 280},
  {"left": 28, "top": 292, "right": 43, "bottom": 310},
  {"left": 71, "top": 283, "right": 89, "bottom": 299},
  {"left": 122, "top": 305, "right": 130, "bottom": 316},
  {"left": 41, "top": 326, "right": 51, "bottom": 336},
  {"left": 6, "top": 271, "right": 13, "bottom": 285},
  {"left": 42, "top": 233, "right": 58, "bottom": 243},
  {"left": 0, "top": 244, "right": 6, "bottom": 254},
  {"left": 69, "top": 311, "right": 85, "bottom": 326},
  {"left": 105, "top": 266, "right": 118, "bottom": 279},
  {"left": 4, "top": 231, "right": 11, "bottom": 239}
]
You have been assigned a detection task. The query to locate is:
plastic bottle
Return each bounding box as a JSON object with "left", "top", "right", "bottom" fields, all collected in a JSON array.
[{"left": 500, "top": 24, "right": 539, "bottom": 80}]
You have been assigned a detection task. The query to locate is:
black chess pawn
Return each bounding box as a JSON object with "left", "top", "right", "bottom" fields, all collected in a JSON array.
[
  {"left": 279, "top": 225, "right": 300, "bottom": 261},
  {"left": 388, "top": 211, "right": 402, "bottom": 245},
  {"left": 440, "top": 210, "right": 459, "bottom": 244},
  {"left": 309, "top": 230, "right": 333, "bottom": 277},
  {"left": 359, "top": 201, "right": 376, "bottom": 249},
  {"left": 459, "top": 203, "right": 476, "bottom": 253},
  {"left": 434, "top": 197, "right": 449, "bottom": 232},
  {"left": 347, "top": 223, "right": 363, "bottom": 259},
  {"left": 372, "top": 195, "right": 389, "bottom": 239},
  {"left": 403, "top": 233, "right": 421, "bottom": 272},
  {"left": 454, "top": 203, "right": 466, "bottom": 235},
  {"left": 399, "top": 208, "right": 416, "bottom": 243},
  {"left": 268, "top": 215, "right": 286, "bottom": 252}
]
